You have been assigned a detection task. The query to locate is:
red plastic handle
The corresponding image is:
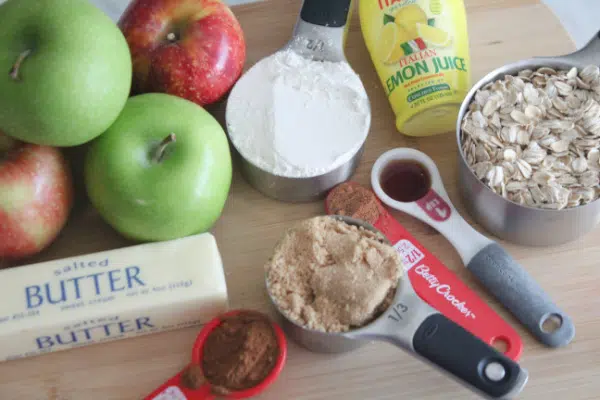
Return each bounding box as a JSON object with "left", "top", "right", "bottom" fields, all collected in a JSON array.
[
  {"left": 325, "top": 183, "right": 523, "bottom": 361},
  {"left": 376, "top": 211, "right": 522, "bottom": 360},
  {"left": 144, "top": 369, "right": 213, "bottom": 400}
]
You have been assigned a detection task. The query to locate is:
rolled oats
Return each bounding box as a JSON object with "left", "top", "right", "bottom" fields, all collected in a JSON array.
[{"left": 460, "top": 65, "right": 600, "bottom": 210}]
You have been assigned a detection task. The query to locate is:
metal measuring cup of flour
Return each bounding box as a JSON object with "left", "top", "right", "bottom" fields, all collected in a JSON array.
[
  {"left": 456, "top": 30, "right": 600, "bottom": 246},
  {"left": 225, "top": 0, "right": 370, "bottom": 203},
  {"left": 266, "top": 215, "right": 529, "bottom": 400}
]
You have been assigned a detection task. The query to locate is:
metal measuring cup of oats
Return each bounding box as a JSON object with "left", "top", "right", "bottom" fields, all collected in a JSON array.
[
  {"left": 456, "top": 31, "right": 600, "bottom": 246},
  {"left": 265, "top": 216, "right": 528, "bottom": 400}
]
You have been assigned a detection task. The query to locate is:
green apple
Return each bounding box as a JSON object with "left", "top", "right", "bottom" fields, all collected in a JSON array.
[
  {"left": 0, "top": 0, "right": 132, "bottom": 147},
  {"left": 84, "top": 93, "right": 232, "bottom": 242}
]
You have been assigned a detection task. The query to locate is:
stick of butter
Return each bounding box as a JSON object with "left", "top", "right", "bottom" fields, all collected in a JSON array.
[{"left": 0, "top": 232, "right": 228, "bottom": 362}]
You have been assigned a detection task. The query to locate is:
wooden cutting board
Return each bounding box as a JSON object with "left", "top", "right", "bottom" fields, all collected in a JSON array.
[{"left": 1, "top": 0, "right": 599, "bottom": 399}]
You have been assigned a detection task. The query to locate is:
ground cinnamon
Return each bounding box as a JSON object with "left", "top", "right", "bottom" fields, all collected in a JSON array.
[
  {"left": 327, "top": 182, "right": 383, "bottom": 224},
  {"left": 200, "top": 311, "right": 279, "bottom": 393}
]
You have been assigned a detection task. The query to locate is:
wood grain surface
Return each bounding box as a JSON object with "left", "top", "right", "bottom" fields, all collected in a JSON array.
[{"left": 1, "top": 0, "right": 599, "bottom": 399}]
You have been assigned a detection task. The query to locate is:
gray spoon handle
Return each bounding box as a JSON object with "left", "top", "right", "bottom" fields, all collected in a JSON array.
[
  {"left": 467, "top": 243, "right": 575, "bottom": 347},
  {"left": 288, "top": 0, "right": 350, "bottom": 63}
]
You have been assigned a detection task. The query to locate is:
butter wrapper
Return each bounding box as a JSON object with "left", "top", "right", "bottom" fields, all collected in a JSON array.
[{"left": 0, "top": 233, "right": 228, "bottom": 362}]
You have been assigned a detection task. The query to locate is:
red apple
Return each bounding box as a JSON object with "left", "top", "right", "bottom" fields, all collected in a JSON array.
[
  {"left": 118, "top": 0, "right": 246, "bottom": 107},
  {"left": 0, "top": 132, "right": 74, "bottom": 261}
]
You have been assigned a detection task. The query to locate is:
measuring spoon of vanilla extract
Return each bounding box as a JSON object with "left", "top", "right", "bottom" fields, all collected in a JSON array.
[{"left": 370, "top": 148, "right": 575, "bottom": 348}]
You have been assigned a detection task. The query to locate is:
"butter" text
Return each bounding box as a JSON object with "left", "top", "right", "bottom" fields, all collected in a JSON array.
[{"left": 25, "top": 266, "right": 145, "bottom": 309}]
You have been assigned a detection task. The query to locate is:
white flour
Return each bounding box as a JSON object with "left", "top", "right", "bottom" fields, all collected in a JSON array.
[{"left": 226, "top": 49, "right": 370, "bottom": 178}]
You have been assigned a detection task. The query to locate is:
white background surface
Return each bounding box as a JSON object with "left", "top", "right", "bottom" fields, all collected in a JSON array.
[
  {"left": 542, "top": 0, "right": 598, "bottom": 48},
  {"left": 0, "top": 0, "right": 596, "bottom": 49},
  {"left": 94, "top": 0, "right": 597, "bottom": 50}
]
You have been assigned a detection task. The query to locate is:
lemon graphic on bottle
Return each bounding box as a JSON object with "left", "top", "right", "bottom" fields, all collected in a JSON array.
[
  {"left": 417, "top": 23, "right": 452, "bottom": 47},
  {"left": 429, "top": 0, "right": 443, "bottom": 15},
  {"left": 378, "top": 4, "right": 426, "bottom": 65},
  {"left": 377, "top": 4, "right": 452, "bottom": 65},
  {"left": 377, "top": 23, "right": 411, "bottom": 65},
  {"left": 377, "top": 3, "right": 452, "bottom": 65},
  {"left": 393, "top": 4, "right": 427, "bottom": 39}
]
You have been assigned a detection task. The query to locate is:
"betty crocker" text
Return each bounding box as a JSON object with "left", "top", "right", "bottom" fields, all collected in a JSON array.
[{"left": 414, "top": 265, "right": 476, "bottom": 319}]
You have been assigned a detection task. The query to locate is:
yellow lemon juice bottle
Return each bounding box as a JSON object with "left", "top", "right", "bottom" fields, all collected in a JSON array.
[{"left": 360, "top": 0, "right": 471, "bottom": 136}]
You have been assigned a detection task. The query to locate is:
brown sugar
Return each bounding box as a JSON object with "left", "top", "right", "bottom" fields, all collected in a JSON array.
[
  {"left": 201, "top": 311, "right": 279, "bottom": 392},
  {"left": 327, "top": 182, "right": 383, "bottom": 225},
  {"left": 265, "top": 216, "right": 403, "bottom": 333}
]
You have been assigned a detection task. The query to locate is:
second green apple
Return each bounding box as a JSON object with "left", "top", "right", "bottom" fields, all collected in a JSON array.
[{"left": 85, "top": 93, "right": 232, "bottom": 242}]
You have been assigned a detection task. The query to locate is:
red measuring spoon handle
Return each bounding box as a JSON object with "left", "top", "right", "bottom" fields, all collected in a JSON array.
[
  {"left": 375, "top": 210, "right": 522, "bottom": 361},
  {"left": 144, "top": 368, "right": 213, "bottom": 400}
]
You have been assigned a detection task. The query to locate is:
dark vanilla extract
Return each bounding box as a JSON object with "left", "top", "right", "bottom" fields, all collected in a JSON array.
[{"left": 380, "top": 160, "right": 431, "bottom": 202}]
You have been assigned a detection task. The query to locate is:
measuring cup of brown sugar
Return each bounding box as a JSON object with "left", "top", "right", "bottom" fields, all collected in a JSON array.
[
  {"left": 370, "top": 148, "right": 575, "bottom": 348},
  {"left": 265, "top": 215, "right": 528, "bottom": 400},
  {"left": 144, "top": 310, "right": 287, "bottom": 400}
]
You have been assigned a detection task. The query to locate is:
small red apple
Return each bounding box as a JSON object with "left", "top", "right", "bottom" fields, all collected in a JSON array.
[
  {"left": 118, "top": 0, "right": 246, "bottom": 107},
  {"left": 0, "top": 132, "right": 74, "bottom": 261}
]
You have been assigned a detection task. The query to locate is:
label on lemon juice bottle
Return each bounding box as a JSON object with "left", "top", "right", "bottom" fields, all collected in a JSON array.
[{"left": 359, "top": 0, "right": 471, "bottom": 136}]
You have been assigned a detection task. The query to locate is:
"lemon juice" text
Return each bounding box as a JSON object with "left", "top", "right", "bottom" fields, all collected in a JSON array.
[
  {"left": 386, "top": 55, "right": 468, "bottom": 95},
  {"left": 360, "top": 0, "right": 471, "bottom": 136}
]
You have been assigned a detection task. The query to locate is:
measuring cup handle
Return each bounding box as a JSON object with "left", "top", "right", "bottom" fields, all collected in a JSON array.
[
  {"left": 299, "top": 0, "right": 352, "bottom": 28},
  {"left": 554, "top": 29, "right": 600, "bottom": 65},
  {"left": 289, "top": 0, "right": 351, "bottom": 62},
  {"left": 413, "top": 313, "right": 528, "bottom": 399},
  {"left": 467, "top": 243, "right": 575, "bottom": 348}
]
